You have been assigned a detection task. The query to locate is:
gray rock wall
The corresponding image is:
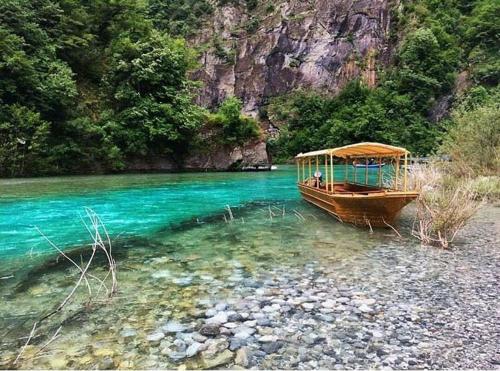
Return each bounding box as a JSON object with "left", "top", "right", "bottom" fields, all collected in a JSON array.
[{"left": 192, "top": 0, "right": 392, "bottom": 114}]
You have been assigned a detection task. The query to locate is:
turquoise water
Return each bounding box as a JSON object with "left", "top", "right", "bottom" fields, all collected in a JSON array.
[
  {"left": 0, "top": 165, "right": 389, "bottom": 260},
  {"left": 0, "top": 169, "right": 296, "bottom": 259}
]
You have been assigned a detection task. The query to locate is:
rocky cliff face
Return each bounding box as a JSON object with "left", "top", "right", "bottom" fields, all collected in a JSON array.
[{"left": 192, "top": 0, "right": 392, "bottom": 115}]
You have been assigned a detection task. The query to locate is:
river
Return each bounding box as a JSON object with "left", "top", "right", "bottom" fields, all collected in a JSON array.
[{"left": 0, "top": 168, "right": 498, "bottom": 369}]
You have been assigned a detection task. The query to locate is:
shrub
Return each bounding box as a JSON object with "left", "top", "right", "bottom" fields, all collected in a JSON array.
[
  {"left": 207, "top": 97, "right": 260, "bottom": 145},
  {"left": 410, "top": 163, "right": 484, "bottom": 249},
  {"left": 440, "top": 99, "right": 500, "bottom": 176}
]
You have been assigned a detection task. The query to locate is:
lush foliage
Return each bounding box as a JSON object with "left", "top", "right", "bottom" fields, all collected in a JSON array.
[
  {"left": 440, "top": 88, "right": 500, "bottom": 176},
  {"left": 206, "top": 97, "right": 260, "bottom": 145},
  {"left": 268, "top": 0, "right": 499, "bottom": 161},
  {"left": 0, "top": 0, "right": 266, "bottom": 177}
]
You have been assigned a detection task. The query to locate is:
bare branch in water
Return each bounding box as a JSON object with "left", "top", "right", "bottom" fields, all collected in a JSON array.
[{"left": 13, "top": 208, "right": 117, "bottom": 366}]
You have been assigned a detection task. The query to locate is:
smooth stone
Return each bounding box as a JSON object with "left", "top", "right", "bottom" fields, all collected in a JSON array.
[
  {"left": 261, "top": 341, "right": 284, "bottom": 354},
  {"left": 120, "top": 328, "right": 137, "bottom": 338},
  {"left": 192, "top": 333, "right": 208, "bottom": 343},
  {"left": 206, "top": 312, "right": 228, "bottom": 325},
  {"left": 201, "top": 350, "right": 234, "bottom": 369},
  {"left": 302, "top": 302, "right": 315, "bottom": 310},
  {"left": 243, "top": 320, "right": 257, "bottom": 327},
  {"left": 186, "top": 342, "right": 203, "bottom": 357},
  {"left": 173, "top": 277, "right": 193, "bottom": 286},
  {"left": 199, "top": 324, "right": 220, "bottom": 337},
  {"left": 321, "top": 299, "right": 336, "bottom": 309},
  {"left": 215, "top": 303, "right": 228, "bottom": 311},
  {"left": 98, "top": 356, "right": 115, "bottom": 370},
  {"left": 359, "top": 304, "right": 373, "bottom": 313},
  {"left": 162, "top": 321, "right": 188, "bottom": 334},
  {"left": 235, "top": 347, "right": 249, "bottom": 367},
  {"left": 147, "top": 332, "right": 165, "bottom": 343},
  {"left": 228, "top": 313, "right": 244, "bottom": 322},
  {"left": 229, "top": 338, "right": 247, "bottom": 351},
  {"left": 256, "top": 318, "right": 272, "bottom": 326},
  {"left": 224, "top": 322, "right": 238, "bottom": 329},
  {"left": 205, "top": 308, "right": 217, "bottom": 317},
  {"left": 168, "top": 351, "right": 187, "bottom": 362},
  {"left": 258, "top": 335, "right": 278, "bottom": 343}
]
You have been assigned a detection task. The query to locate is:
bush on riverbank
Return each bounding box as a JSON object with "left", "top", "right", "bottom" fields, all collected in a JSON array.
[{"left": 410, "top": 163, "right": 484, "bottom": 248}]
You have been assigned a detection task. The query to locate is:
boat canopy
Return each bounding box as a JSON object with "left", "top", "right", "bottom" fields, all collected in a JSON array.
[{"left": 295, "top": 142, "right": 409, "bottom": 159}]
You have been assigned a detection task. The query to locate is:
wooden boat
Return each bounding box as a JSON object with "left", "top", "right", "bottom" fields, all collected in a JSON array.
[{"left": 295, "top": 142, "right": 418, "bottom": 227}]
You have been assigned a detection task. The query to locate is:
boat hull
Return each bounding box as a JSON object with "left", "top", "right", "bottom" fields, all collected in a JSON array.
[{"left": 298, "top": 184, "right": 418, "bottom": 227}]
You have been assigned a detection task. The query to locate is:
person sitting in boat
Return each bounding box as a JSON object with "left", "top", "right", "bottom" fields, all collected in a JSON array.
[
  {"left": 369, "top": 158, "right": 375, "bottom": 165},
  {"left": 313, "top": 170, "right": 323, "bottom": 187}
]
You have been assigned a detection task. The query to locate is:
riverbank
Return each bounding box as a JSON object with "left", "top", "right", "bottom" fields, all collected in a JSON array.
[{"left": 1, "top": 202, "right": 498, "bottom": 369}]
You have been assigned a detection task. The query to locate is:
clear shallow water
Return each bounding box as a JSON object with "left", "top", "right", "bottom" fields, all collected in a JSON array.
[
  {"left": 0, "top": 165, "right": 442, "bottom": 369},
  {"left": 0, "top": 165, "right": 388, "bottom": 260}
]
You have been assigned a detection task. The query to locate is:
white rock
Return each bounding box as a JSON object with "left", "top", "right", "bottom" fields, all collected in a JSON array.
[
  {"left": 258, "top": 335, "right": 278, "bottom": 343},
  {"left": 185, "top": 342, "right": 203, "bottom": 357},
  {"left": 147, "top": 332, "right": 165, "bottom": 342},
  {"left": 206, "top": 311, "right": 228, "bottom": 325}
]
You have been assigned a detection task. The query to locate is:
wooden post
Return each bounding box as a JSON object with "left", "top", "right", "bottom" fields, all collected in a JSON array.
[
  {"left": 378, "top": 157, "right": 382, "bottom": 187},
  {"left": 365, "top": 158, "right": 369, "bottom": 185},
  {"left": 404, "top": 153, "right": 408, "bottom": 191},
  {"left": 308, "top": 158, "right": 311, "bottom": 185},
  {"left": 354, "top": 159, "right": 357, "bottom": 183},
  {"left": 296, "top": 159, "right": 299, "bottom": 183},
  {"left": 324, "top": 155, "right": 328, "bottom": 192},
  {"left": 302, "top": 159, "right": 305, "bottom": 183},
  {"left": 344, "top": 158, "right": 348, "bottom": 182},
  {"left": 330, "top": 154, "right": 334, "bottom": 192},
  {"left": 315, "top": 156, "right": 319, "bottom": 189},
  {"left": 395, "top": 156, "right": 400, "bottom": 190}
]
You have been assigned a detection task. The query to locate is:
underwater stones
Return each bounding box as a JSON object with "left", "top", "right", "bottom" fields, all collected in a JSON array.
[
  {"left": 168, "top": 351, "right": 187, "bottom": 362},
  {"left": 185, "top": 342, "right": 204, "bottom": 357},
  {"left": 98, "top": 356, "right": 116, "bottom": 370},
  {"left": 261, "top": 341, "right": 284, "bottom": 354},
  {"left": 162, "top": 321, "right": 188, "bottom": 334},
  {"left": 120, "top": 328, "right": 137, "bottom": 339},
  {"left": 235, "top": 347, "right": 249, "bottom": 367},
  {"left": 147, "top": 332, "right": 165, "bottom": 343},
  {"left": 205, "top": 308, "right": 217, "bottom": 317},
  {"left": 206, "top": 311, "right": 228, "bottom": 325},
  {"left": 200, "top": 324, "right": 220, "bottom": 337},
  {"left": 152, "top": 270, "right": 171, "bottom": 279},
  {"left": 215, "top": 302, "right": 228, "bottom": 311},
  {"left": 228, "top": 313, "right": 244, "bottom": 322},
  {"left": 173, "top": 276, "right": 193, "bottom": 287},
  {"left": 192, "top": 332, "right": 208, "bottom": 343},
  {"left": 229, "top": 338, "right": 247, "bottom": 351},
  {"left": 321, "top": 299, "right": 336, "bottom": 309},
  {"left": 232, "top": 326, "right": 256, "bottom": 339},
  {"left": 358, "top": 304, "right": 373, "bottom": 313},
  {"left": 200, "top": 349, "right": 234, "bottom": 369},
  {"left": 258, "top": 335, "right": 278, "bottom": 343},
  {"left": 302, "top": 302, "right": 315, "bottom": 311}
]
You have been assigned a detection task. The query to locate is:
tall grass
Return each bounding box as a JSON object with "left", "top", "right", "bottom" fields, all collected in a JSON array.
[{"left": 410, "top": 163, "right": 484, "bottom": 248}]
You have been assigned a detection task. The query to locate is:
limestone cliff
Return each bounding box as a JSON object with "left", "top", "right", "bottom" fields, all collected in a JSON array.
[{"left": 191, "top": 0, "right": 392, "bottom": 115}]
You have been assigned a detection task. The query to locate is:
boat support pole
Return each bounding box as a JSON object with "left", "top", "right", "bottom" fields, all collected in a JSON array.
[
  {"left": 404, "top": 153, "right": 408, "bottom": 192},
  {"left": 395, "top": 156, "right": 400, "bottom": 191},
  {"left": 378, "top": 157, "right": 382, "bottom": 187},
  {"left": 344, "top": 158, "right": 348, "bottom": 183},
  {"left": 302, "top": 159, "right": 305, "bottom": 183},
  {"left": 324, "top": 155, "right": 328, "bottom": 192},
  {"left": 316, "top": 156, "right": 319, "bottom": 189},
  {"left": 365, "top": 158, "right": 368, "bottom": 185},
  {"left": 308, "top": 158, "right": 311, "bottom": 185},
  {"left": 296, "top": 159, "right": 299, "bottom": 183},
  {"left": 330, "top": 154, "right": 333, "bottom": 192}
]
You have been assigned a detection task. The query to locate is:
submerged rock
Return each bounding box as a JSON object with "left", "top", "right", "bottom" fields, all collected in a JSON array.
[{"left": 201, "top": 349, "right": 234, "bottom": 369}]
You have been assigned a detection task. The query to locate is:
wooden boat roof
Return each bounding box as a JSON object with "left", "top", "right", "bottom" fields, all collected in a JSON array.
[{"left": 295, "top": 142, "right": 409, "bottom": 159}]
